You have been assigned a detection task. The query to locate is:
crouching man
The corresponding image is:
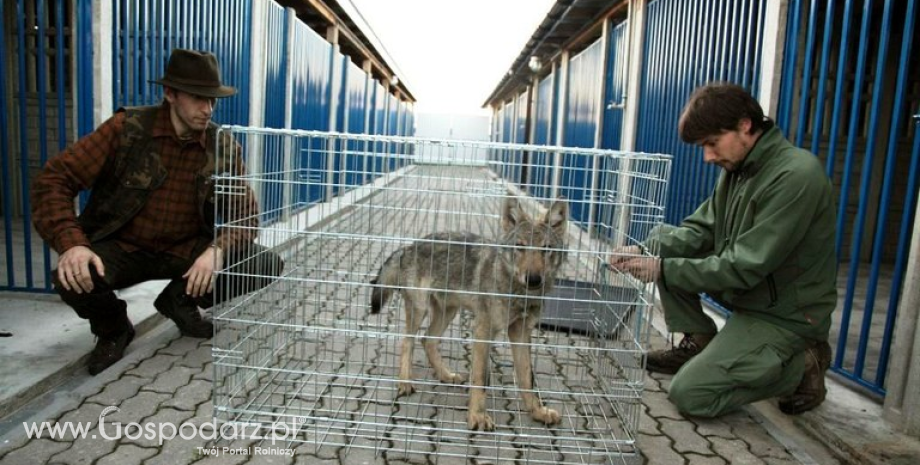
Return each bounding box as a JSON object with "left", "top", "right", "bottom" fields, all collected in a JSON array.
[
  {"left": 610, "top": 83, "right": 837, "bottom": 416},
  {"left": 31, "top": 49, "right": 283, "bottom": 375}
]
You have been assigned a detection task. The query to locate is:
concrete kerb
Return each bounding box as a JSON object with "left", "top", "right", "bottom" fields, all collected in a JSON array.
[
  {"left": 793, "top": 379, "right": 920, "bottom": 465},
  {"left": 0, "top": 317, "right": 182, "bottom": 449},
  {"left": 0, "top": 310, "right": 166, "bottom": 420},
  {"left": 0, "top": 281, "right": 171, "bottom": 420}
]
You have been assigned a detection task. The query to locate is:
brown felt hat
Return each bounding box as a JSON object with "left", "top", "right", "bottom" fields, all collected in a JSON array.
[{"left": 150, "top": 49, "right": 237, "bottom": 98}]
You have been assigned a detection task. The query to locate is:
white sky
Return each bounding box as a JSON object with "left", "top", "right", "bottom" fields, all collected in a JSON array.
[{"left": 345, "top": 0, "right": 558, "bottom": 116}]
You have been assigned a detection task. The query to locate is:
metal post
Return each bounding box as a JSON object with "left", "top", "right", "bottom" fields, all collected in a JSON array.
[
  {"left": 757, "top": 0, "right": 787, "bottom": 118},
  {"left": 551, "top": 51, "right": 569, "bottom": 200},
  {"left": 883, "top": 119, "right": 920, "bottom": 435},
  {"left": 621, "top": 0, "right": 646, "bottom": 152}
]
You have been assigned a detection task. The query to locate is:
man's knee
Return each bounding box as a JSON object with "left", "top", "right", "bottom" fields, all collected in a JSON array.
[
  {"left": 229, "top": 243, "right": 284, "bottom": 277},
  {"left": 260, "top": 250, "right": 284, "bottom": 277},
  {"left": 668, "top": 370, "right": 724, "bottom": 418},
  {"left": 53, "top": 267, "right": 113, "bottom": 308}
]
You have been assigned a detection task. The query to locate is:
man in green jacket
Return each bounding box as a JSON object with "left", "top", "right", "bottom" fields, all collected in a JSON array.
[{"left": 610, "top": 83, "right": 837, "bottom": 417}]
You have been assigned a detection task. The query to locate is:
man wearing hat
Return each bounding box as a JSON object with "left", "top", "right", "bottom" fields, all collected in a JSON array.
[{"left": 31, "top": 49, "right": 284, "bottom": 375}]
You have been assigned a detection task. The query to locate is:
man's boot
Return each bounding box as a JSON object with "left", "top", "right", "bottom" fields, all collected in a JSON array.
[
  {"left": 646, "top": 333, "right": 714, "bottom": 374},
  {"left": 87, "top": 323, "right": 136, "bottom": 375},
  {"left": 779, "top": 341, "right": 832, "bottom": 414},
  {"left": 154, "top": 285, "right": 213, "bottom": 339}
]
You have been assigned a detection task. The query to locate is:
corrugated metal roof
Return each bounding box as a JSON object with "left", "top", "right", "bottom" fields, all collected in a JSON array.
[
  {"left": 278, "top": 0, "right": 416, "bottom": 102},
  {"left": 483, "top": 0, "right": 626, "bottom": 107}
]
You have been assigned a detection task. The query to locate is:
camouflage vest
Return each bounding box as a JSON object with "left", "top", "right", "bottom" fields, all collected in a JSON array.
[{"left": 77, "top": 105, "right": 234, "bottom": 243}]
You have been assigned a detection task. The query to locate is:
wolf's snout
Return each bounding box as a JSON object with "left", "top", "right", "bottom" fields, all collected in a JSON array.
[{"left": 525, "top": 273, "right": 544, "bottom": 289}]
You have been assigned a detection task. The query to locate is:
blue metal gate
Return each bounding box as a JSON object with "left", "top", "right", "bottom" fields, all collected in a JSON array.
[
  {"left": 1, "top": 0, "right": 94, "bottom": 292},
  {"left": 777, "top": 0, "right": 919, "bottom": 396},
  {"left": 636, "top": 0, "right": 767, "bottom": 225}
]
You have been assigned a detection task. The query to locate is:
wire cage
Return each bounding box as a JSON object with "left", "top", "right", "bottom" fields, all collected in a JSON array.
[{"left": 211, "top": 127, "right": 671, "bottom": 465}]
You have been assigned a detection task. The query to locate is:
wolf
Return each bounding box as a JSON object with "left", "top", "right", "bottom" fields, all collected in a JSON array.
[{"left": 370, "top": 196, "right": 569, "bottom": 431}]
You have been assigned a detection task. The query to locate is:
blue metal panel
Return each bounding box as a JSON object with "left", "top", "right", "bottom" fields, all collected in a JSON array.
[
  {"left": 601, "top": 20, "right": 628, "bottom": 151},
  {"left": 637, "top": 0, "right": 767, "bottom": 225},
  {"left": 111, "top": 0, "right": 252, "bottom": 125},
  {"left": 343, "top": 58, "right": 368, "bottom": 187},
  {"left": 530, "top": 74, "right": 555, "bottom": 202},
  {"left": 386, "top": 95, "right": 398, "bottom": 171},
  {"left": 561, "top": 38, "right": 603, "bottom": 224},
  {"left": 502, "top": 101, "right": 513, "bottom": 143},
  {"left": 534, "top": 75, "right": 553, "bottom": 146},
  {"left": 262, "top": 2, "right": 288, "bottom": 130},
  {"left": 596, "top": 19, "right": 630, "bottom": 238},
  {"left": 257, "top": 2, "right": 289, "bottom": 223},
  {"left": 370, "top": 82, "right": 388, "bottom": 176},
  {"left": 76, "top": 0, "right": 94, "bottom": 137},
  {"left": 500, "top": 99, "right": 516, "bottom": 180},
  {"left": 509, "top": 91, "right": 527, "bottom": 185},
  {"left": 289, "top": 16, "right": 332, "bottom": 207}
]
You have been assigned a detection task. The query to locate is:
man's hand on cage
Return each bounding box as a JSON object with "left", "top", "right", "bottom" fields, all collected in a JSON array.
[
  {"left": 608, "top": 246, "right": 660, "bottom": 283},
  {"left": 57, "top": 245, "right": 105, "bottom": 293},
  {"left": 608, "top": 245, "right": 643, "bottom": 267},
  {"left": 184, "top": 245, "right": 224, "bottom": 297}
]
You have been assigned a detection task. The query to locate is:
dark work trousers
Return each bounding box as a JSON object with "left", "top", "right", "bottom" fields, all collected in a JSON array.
[{"left": 53, "top": 239, "right": 284, "bottom": 339}]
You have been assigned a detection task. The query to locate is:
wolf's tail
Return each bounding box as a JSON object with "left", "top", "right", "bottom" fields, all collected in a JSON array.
[{"left": 369, "top": 252, "right": 401, "bottom": 314}]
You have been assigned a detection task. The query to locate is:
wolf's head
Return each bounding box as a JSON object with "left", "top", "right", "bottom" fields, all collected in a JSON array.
[{"left": 499, "top": 197, "right": 569, "bottom": 291}]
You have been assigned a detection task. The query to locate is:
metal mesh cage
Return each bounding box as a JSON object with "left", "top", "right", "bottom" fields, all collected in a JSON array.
[{"left": 211, "top": 127, "right": 671, "bottom": 465}]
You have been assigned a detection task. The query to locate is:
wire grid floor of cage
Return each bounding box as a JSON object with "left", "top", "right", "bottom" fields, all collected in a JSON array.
[{"left": 214, "top": 164, "right": 651, "bottom": 465}]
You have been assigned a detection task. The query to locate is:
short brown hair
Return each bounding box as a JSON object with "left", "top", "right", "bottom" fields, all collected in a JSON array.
[{"left": 678, "top": 83, "right": 766, "bottom": 143}]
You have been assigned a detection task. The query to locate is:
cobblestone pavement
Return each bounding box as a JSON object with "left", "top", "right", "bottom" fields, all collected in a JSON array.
[{"left": 0, "top": 325, "right": 806, "bottom": 465}]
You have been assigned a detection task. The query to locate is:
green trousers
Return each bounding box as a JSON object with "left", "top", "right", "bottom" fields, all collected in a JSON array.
[{"left": 658, "top": 285, "right": 810, "bottom": 417}]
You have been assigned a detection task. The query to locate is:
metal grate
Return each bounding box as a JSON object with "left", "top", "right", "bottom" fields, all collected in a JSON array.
[{"left": 211, "top": 128, "right": 671, "bottom": 464}]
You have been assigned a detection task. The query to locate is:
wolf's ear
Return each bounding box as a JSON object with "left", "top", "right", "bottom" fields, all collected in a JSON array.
[
  {"left": 544, "top": 199, "right": 568, "bottom": 233},
  {"left": 502, "top": 196, "right": 528, "bottom": 232}
]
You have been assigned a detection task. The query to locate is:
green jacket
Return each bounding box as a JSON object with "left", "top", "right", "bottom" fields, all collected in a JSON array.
[{"left": 650, "top": 123, "right": 837, "bottom": 340}]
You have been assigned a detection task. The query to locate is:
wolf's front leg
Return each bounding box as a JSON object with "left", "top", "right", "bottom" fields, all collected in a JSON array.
[
  {"left": 467, "top": 337, "right": 493, "bottom": 430},
  {"left": 508, "top": 318, "right": 560, "bottom": 425}
]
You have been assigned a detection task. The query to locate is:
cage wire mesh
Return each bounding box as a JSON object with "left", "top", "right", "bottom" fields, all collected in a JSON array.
[{"left": 211, "top": 127, "right": 671, "bottom": 465}]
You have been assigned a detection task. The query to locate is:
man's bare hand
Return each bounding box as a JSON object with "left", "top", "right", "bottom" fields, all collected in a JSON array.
[
  {"left": 608, "top": 245, "right": 660, "bottom": 283},
  {"left": 183, "top": 246, "right": 224, "bottom": 298},
  {"left": 608, "top": 246, "right": 643, "bottom": 266},
  {"left": 57, "top": 246, "right": 105, "bottom": 293}
]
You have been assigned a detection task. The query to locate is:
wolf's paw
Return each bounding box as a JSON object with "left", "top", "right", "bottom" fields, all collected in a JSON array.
[
  {"left": 532, "top": 406, "right": 561, "bottom": 425},
  {"left": 467, "top": 411, "right": 495, "bottom": 431},
  {"left": 397, "top": 382, "right": 416, "bottom": 397},
  {"left": 440, "top": 372, "right": 468, "bottom": 384}
]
